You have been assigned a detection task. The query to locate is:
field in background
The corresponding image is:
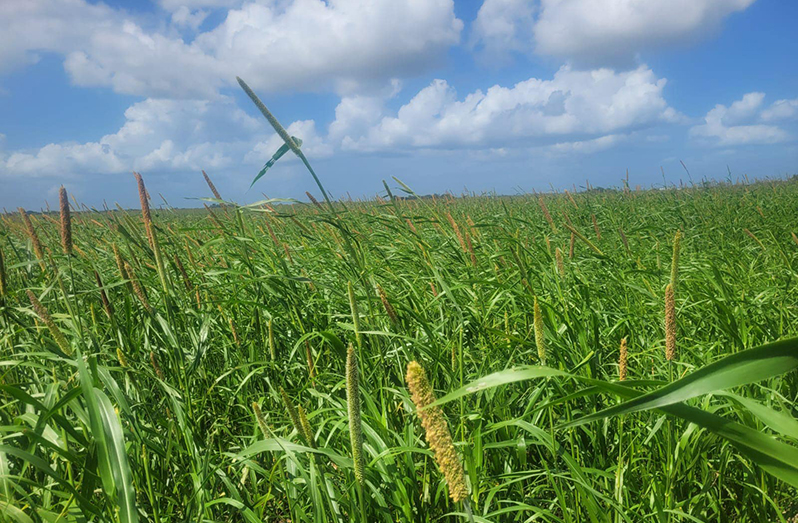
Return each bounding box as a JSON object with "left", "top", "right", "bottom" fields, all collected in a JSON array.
[{"left": 1, "top": 177, "right": 798, "bottom": 522}]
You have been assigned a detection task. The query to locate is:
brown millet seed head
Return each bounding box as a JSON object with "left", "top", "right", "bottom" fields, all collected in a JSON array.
[
  {"left": 27, "top": 290, "right": 72, "bottom": 355},
  {"left": 377, "top": 284, "right": 398, "bottom": 324},
  {"left": 59, "top": 186, "right": 72, "bottom": 256},
  {"left": 202, "top": 170, "right": 223, "bottom": 201},
  {"left": 405, "top": 361, "right": 468, "bottom": 503},
  {"left": 134, "top": 172, "right": 154, "bottom": 247},
  {"left": 150, "top": 351, "right": 165, "bottom": 380},
  {"left": 94, "top": 270, "right": 114, "bottom": 319},
  {"left": 19, "top": 207, "right": 45, "bottom": 262}
]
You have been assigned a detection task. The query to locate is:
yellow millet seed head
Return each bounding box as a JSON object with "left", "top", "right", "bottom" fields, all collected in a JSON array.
[
  {"left": 346, "top": 345, "right": 365, "bottom": 486},
  {"left": 117, "top": 348, "right": 129, "bottom": 368},
  {"left": 665, "top": 284, "right": 676, "bottom": 361},
  {"left": 405, "top": 361, "right": 468, "bottom": 503}
]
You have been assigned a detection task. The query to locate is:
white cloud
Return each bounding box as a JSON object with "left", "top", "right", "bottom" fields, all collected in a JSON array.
[
  {"left": 0, "top": 0, "right": 462, "bottom": 98},
  {"left": 548, "top": 134, "right": 625, "bottom": 154},
  {"left": 472, "top": 0, "right": 756, "bottom": 66},
  {"left": 471, "top": 0, "right": 535, "bottom": 63},
  {"left": 333, "top": 65, "right": 682, "bottom": 152},
  {"left": 0, "top": 97, "right": 284, "bottom": 178},
  {"left": 170, "top": 6, "right": 210, "bottom": 30},
  {"left": 690, "top": 92, "right": 793, "bottom": 146},
  {"left": 761, "top": 98, "right": 798, "bottom": 122}
]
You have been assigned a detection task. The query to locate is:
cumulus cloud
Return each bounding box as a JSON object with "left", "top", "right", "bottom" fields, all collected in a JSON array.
[
  {"left": 471, "top": 0, "right": 756, "bottom": 67},
  {"left": 471, "top": 0, "right": 535, "bottom": 63},
  {"left": 332, "top": 65, "right": 682, "bottom": 152},
  {"left": 690, "top": 92, "right": 793, "bottom": 146},
  {"left": 0, "top": 0, "right": 463, "bottom": 98},
  {"left": 0, "top": 96, "right": 282, "bottom": 178},
  {"left": 761, "top": 98, "right": 798, "bottom": 122}
]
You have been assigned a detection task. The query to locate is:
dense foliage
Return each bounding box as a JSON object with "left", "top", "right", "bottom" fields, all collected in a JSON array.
[{"left": 1, "top": 176, "right": 797, "bottom": 522}]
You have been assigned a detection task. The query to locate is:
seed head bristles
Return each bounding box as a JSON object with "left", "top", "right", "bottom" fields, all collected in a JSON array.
[
  {"left": 346, "top": 346, "right": 365, "bottom": 486},
  {"left": 592, "top": 214, "right": 601, "bottom": 241},
  {"left": 347, "top": 281, "right": 361, "bottom": 348},
  {"left": 405, "top": 361, "right": 469, "bottom": 503},
  {"left": 124, "top": 261, "right": 152, "bottom": 313},
  {"left": 282, "top": 243, "right": 294, "bottom": 264},
  {"left": 27, "top": 290, "right": 72, "bottom": 355},
  {"left": 406, "top": 218, "right": 418, "bottom": 234},
  {"left": 298, "top": 405, "right": 315, "bottom": 448},
  {"left": 267, "top": 319, "right": 276, "bottom": 360},
  {"left": 446, "top": 212, "right": 467, "bottom": 253},
  {"left": 229, "top": 317, "right": 240, "bottom": 346},
  {"left": 565, "top": 189, "right": 578, "bottom": 208},
  {"left": 94, "top": 271, "right": 114, "bottom": 319},
  {"left": 563, "top": 223, "right": 604, "bottom": 257},
  {"left": 538, "top": 197, "right": 557, "bottom": 233},
  {"left": 306, "top": 192, "right": 322, "bottom": 209},
  {"left": 555, "top": 247, "right": 565, "bottom": 278},
  {"left": 174, "top": 254, "right": 193, "bottom": 291},
  {"left": 279, "top": 387, "right": 309, "bottom": 445},
  {"left": 743, "top": 228, "right": 765, "bottom": 249},
  {"left": 305, "top": 341, "right": 316, "bottom": 379},
  {"left": 618, "top": 227, "right": 630, "bottom": 256},
  {"left": 263, "top": 218, "right": 280, "bottom": 248},
  {"left": 112, "top": 243, "right": 129, "bottom": 287},
  {"left": 201, "top": 170, "right": 225, "bottom": 208},
  {"left": 116, "top": 347, "right": 128, "bottom": 368},
  {"left": 670, "top": 230, "right": 682, "bottom": 288},
  {"left": 429, "top": 281, "right": 438, "bottom": 297},
  {"left": 377, "top": 284, "right": 398, "bottom": 324},
  {"left": 204, "top": 204, "right": 224, "bottom": 232},
  {"left": 134, "top": 173, "right": 153, "bottom": 248},
  {"left": 252, "top": 402, "right": 270, "bottom": 438},
  {"left": 792, "top": 232, "right": 798, "bottom": 246},
  {"left": 18, "top": 208, "right": 46, "bottom": 270},
  {"left": 59, "top": 186, "right": 72, "bottom": 256},
  {"left": 150, "top": 351, "right": 165, "bottom": 381},
  {"left": 569, "top": 232, "right": 575, "bottom": 259},
  {"left": 465, "top": 230, "right": 477, "bottom": 267},
  {"left": 665, "top": 283, "right": 676, "bottom": 361},
  {"left": 619, "top": 337, "right": 628, "bottom": 381},
  {"left": 534, "top": 297, "right": 546, "bottom": 365}
]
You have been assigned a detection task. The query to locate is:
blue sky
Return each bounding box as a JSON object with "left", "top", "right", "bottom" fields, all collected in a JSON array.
[{"left": 1, "top": 0, "right": 796, "bottom": 210}]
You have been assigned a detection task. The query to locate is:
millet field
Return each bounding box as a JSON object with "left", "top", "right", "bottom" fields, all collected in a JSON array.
[{"left": 1, "top": 80, "right": 798, "bottom": 523}]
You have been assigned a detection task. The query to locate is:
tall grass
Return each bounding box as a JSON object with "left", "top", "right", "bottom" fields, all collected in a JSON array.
[{"left": 1, "top": 90, "right": 797, "bottom": 523}]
